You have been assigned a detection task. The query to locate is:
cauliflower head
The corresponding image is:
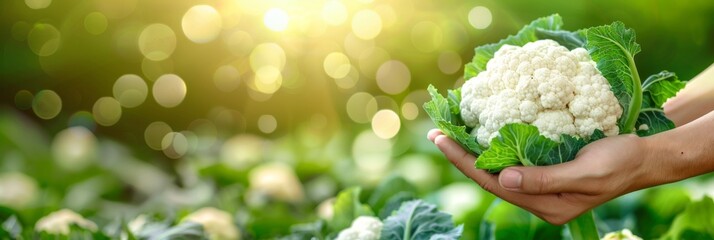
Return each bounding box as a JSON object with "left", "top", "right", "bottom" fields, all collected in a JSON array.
[
  {"left": 601, "top": 229, "right": 642, "bottom": 240},
  {"left": 183, "top": 207, "right": 241, "bottom": 240},
  {"left": 460, "top": 39, "right": 622, "bottom": 146},
  {"left": 35, "top": 209, "right": 98, "bottom": 235},
  {"left": 335, "top": 216, "right": 383, "bottom": 240}
]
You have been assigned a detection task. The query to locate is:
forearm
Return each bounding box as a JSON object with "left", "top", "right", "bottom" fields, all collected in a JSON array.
[
  {"left": 664, "top": 64, "right": 714, "bottom": 126},
  {"left": 644, "top": 110, "right": 714, "bottom": 185}
]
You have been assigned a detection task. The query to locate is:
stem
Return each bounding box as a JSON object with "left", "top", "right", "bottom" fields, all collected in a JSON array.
[
  {"left": 620, "top": 43, "right": 642, "bottom": 134},
  {"left": 597, "top": 33, "right": 643, "bottom": 134},
  {"left": 567, "top": 210, "right": 599, "bottom": 240}
]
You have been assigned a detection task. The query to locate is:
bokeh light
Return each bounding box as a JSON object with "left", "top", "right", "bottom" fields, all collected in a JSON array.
[
  {"left": 92, "top": 97, "right": 122, "bottom": 126},
  {"left": 358, "top": 47, "right": 390, "bottom": 78},
  {"left": 14, "top": 90, "right": 34, "bottom": 110},
  {"left": 345, "top": 92, "right": 378, "bottom": 123},
  {"left": 351, "top": 10, "right": 382, "bottom": 40},
  {"left": 113, "top": 74, "right": 148, "bottom": 108},
  {"left": 182, "top": 5, "right": 223, "bottom": 44},
  {"left": 96, "top": 0, "right": 137, "bottom": 19},
  {"left": 138, "top": 23, "right": 176, "bottom": 61},
  {"left": 322, "top": 1, "right": 348, "bottom": 26},
  {"left": 27, "top": 23, "right": 61, "bottom": 56},
  {"left": 144, "top": 121, "right": 172, "bottom": 150},
  {"left": 352, "top": 130, "right": 392, "bottom": 183},
  {"left": 344, "top": 33, "right": 374, "bottom": 59},
  {"left": 323, "top": 52, "right": 351, "bottom": 79},
  {"left": 84, "top": 12, "right": 108, "bottom": 35},
  {"left": 371, "top": 109, "right": 401, "bottom": 139},
  {"left": 52, "top": 127, "right": 97, "bottom": 171},
  {"left": 258, "top": 115, "right": 278, "bottom": 134},
  {"left": 264, "top": 8, "right": 289, "bottom": 32},
  {"left": 376, "top": 60, "right": 411, "bottom": 95},
  {"left": 152, "top": 74, "right": 187, "bottom": 108},
  {"left": 250, "top": 43, "right": 286, "bottom": 71},
  {"left": 438, "top": 51, "right": 462, "bottom": 74},
  {"left": 68, "top": 111, "right": 96, "bottom": 131},
  {"left": 141, "top": 58, "right": 174, "bottom": 82},
  {"left": 32, "top": 90, "right": 62, "bottom": 120},
  {"left": 468, "top": 6, "right": 493, "bottom": 29},
  {"left": 250, "top": 66, "right": 281, "bottom": 95},
  {"left": 213, "top": 65, "right": 241, "bottom": 92},
  {"left": 224, "top": 30, "right": 254, "bottom": 57},
  {"left": 24, "top": 0, "right": 51, "bottom": 10},
  {"left": 161, "top": 132, "right": 188, "bottom": 159},
  {"left": 334, "top": 67, "right": 359, "bottom": 89},
  {"left": 400, "top": 102, "right": 419, "bottom": 120}
]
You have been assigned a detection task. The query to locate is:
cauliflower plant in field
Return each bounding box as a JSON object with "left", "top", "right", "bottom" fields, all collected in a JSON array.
[
  {"left": 460, "top": 39, "right": 622, "bottom": 146},
  {"left": 183, "top": 207, "right": 241, "bottom": 240},
  {"left": 34, "top": 209, "right": 98, "bottom": 235},
  {"left": 335, "top": 216, "right": 383, "bottom": 240}
]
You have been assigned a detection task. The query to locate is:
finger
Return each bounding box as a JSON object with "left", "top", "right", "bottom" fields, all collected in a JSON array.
[
  {"left": 432, "top": 135, "right": 576, "bottom": 213},
  {"left": 427, "top": 129, "right": 443, "bottom": 142},
  {"left": 434, "top": 135, "right": 521, "bottom": 197},
  {"left": 498, "top": 162, "right": 584, "bottom": 194}
]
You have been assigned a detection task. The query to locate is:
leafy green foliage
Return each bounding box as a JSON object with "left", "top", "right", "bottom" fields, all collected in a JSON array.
[
  {"left": 586, "top": 21, "right": 643, "bottom": 133},
  {"left": 147, "top": 222, "right": 207, "bottom": 240},
  {"left": 635, "top": 71, "right": 685, "bottom": 136},
  {"left": 1, "top": 216, "right": 21, "bottom": 239},
  {"left": 641, "top": 71, "right": 686, "bottom": 108},
  {"left": 477, "top": 124, "right": 558, "bottom": 173},
  {"left": 368, "top": 176, "right": 418, "bottom": 218},
  {"left": 282, "top": 220, "right": 327, "bottom": 240},
  {"left": 378, "top": 192, "right": 417, "bottom": 220},
  {"left": 660, "top": 196, "right": 714, "bottom": 239},
  {"left": 464, "top": 14, "right": 564, "bottom": 79},
  {"left": 535, "top": 28, "right": 586, "bottom": 50},
  {"left": 381, "top": 200, "right": 463, "bottom": 240},
  {"left": 480, "top": 200, "right": 562, "bottom": 240},
  {"left": 330, "top": 187, "right": 374, "bottom": 233},
  {"left": 424, "top": 85, "right": 482, "bottom": 155}
]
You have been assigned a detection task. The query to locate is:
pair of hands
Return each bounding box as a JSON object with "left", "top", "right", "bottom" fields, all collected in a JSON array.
[{"left": 428, "top": 129, "right": 655, "bottom": 225}]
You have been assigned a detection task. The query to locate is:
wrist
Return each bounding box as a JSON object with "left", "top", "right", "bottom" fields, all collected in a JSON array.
[{"left": 641, "top": 128, "right": 700, "bottom": 186}]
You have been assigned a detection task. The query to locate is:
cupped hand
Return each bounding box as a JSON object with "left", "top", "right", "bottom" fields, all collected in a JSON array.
[{"left": 427, "top": 129, "right": 656, "bottom": 225}]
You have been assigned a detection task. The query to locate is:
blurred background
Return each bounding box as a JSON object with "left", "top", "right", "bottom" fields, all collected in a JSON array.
[{"left": 1, "top": 0, "right": 714, "bottom": 238}]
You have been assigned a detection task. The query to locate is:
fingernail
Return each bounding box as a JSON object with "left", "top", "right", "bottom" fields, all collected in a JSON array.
[{"left": 500, "top": 169, "right": 522, "bottom": 189}]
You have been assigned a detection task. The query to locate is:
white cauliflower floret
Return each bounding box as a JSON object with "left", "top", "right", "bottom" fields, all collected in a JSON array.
[
  {"left": 35, "top": 209, "right": 98, "bottom": 235},
  {"left": 335, "top": 216, "right": 383, "bottom": 240},
  {"left": 460, "top": 39, "right": 622, "bottom": 146},
  {"left": 601, "top": 229, "right": 642, "bottom": 240},
  {"left": 532, "top": 110, "right": 577, "bottom": 140}
]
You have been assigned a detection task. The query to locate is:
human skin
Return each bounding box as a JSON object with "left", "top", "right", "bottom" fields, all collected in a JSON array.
[{"left": 428, "top": 64, "right": 714, "bottom": 225}]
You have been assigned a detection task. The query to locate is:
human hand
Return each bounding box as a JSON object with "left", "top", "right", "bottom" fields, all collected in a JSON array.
[{"left": 428, "top": 129, "right": 658, "bottom": 225}]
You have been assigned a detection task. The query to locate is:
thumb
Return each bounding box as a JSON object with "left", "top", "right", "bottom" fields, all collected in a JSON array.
[{"left": 498, "top": 164, "right": 580, "bottom": 194}]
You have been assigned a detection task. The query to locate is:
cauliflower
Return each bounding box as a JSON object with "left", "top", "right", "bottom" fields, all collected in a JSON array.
[
  {"left": 35, "top": 209, "right": 98, "bottom": 235},
  {"left": 460, "top": 39, "right": 622, "bottom": 146},
  {"left": 183, "top": 207, "right": 241, "bottom": 240},
  {"left": 601, "top": 229, "right": 642, "bottom": 240},
  {"left": 248, "top": 162, "right": 305, "bottom": 203},
  {"left": 335, "top": 216, "right": 383, "bottom": 240},
  {"left": 0, "top": 172, "right": 38, "bottom": 209}
]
